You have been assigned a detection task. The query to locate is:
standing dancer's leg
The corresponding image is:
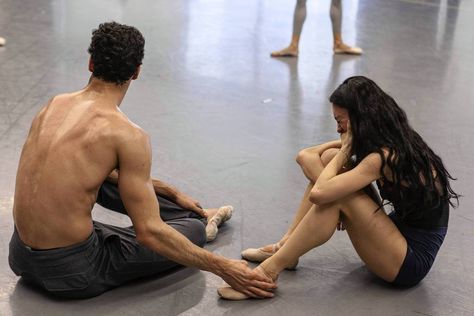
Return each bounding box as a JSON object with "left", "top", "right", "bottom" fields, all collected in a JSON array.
[
  {"left": 271, "top": 0, "right": 307, "bottom": 57},
  {"left": 330, "top": 0, "right": 363, "bottom": 54}
]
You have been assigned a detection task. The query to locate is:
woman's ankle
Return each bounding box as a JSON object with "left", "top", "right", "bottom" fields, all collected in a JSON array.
[
  {"left": 278, "top": 235, "right": 290, "bottom": 247},
  {"left": 258, "top": 263, "right": 279, "bottom": 281}
]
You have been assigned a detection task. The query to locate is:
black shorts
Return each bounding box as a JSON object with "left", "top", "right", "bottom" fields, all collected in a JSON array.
[
  {"left": 389, "top": 212, "right": 447, "bottom": 287},
  {"left": 9, "top": 182, "right": 207, "bottom": 299}
]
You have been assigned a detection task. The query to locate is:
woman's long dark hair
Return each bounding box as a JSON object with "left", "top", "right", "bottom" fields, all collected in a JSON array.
[{"left": 329, "top": 76, "right": 459, "bottom": 219}]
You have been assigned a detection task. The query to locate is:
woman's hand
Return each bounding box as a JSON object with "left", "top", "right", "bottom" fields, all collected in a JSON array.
[{"left": 340, "top": 120, "right": 353, "bottom": 156}]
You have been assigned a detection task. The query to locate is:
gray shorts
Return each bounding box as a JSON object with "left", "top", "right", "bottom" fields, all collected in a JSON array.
[{"left": 8, "top": 182, "right": 207, "bottom": 299}]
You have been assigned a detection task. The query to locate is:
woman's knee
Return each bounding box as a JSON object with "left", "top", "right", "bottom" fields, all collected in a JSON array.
[
  {"left": 296, "top": 149, "right": 317, "bottom": 181},
  {"left": 320, "top": 148, "right": 339, "bottom": 166},
  {"left": 296, "top": 146, "right": 320, "bottom": 167},
  {"left": 297, "top": 147, "right": 338, "bottom": 167},
  {"left": 295, "top": 148, "right": 309, "bottom": 166}
]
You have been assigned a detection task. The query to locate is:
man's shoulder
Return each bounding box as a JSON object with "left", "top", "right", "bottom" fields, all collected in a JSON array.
[
  {"left": 113, "top": 116, "right": 152, "bottom": 164},
  {"left": 109, "top": 112, "right": 150, "bottom": 148},
  {"left": 113, "top": 112, "right": 148, "bottom": 136}
]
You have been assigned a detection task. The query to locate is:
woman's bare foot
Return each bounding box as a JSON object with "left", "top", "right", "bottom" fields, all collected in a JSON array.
[
  {"left": 270, "top": 46, "right": 298, "bottom": 57},
  {"left": 205, "top": 205, "right": 233, "bottom": 242},
  {"left": 333, "top": 42, "right": 362, "bottom": 55},
  {"left": 217, "top": 265, "right": 278, "bottom": 300}
]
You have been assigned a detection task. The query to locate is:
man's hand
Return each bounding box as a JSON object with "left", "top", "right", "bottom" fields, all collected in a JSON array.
[
  {"left": 175, "top": 193, "right": 207, "bottom": 218},
  {"left": 219, "top": 259, "right": 277, "bottom": 298}
]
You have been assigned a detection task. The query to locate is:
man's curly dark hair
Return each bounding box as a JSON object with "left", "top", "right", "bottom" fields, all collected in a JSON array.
[{"left": 88, "top": 22, "right": 145, "bottom": 85}]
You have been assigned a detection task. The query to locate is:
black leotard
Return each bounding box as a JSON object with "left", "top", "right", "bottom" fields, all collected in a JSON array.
[{"left": 376, "top": 179, "right": 449, "bottom": 229}]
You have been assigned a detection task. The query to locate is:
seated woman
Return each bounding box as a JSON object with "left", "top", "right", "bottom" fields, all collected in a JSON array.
[{"left": 218, "top": 76, "right": 459, "bottom": 300}]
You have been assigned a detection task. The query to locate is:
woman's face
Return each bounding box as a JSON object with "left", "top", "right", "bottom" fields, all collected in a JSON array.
[{"left": 332, "top": 104, "right": 349, "bottom": 134}]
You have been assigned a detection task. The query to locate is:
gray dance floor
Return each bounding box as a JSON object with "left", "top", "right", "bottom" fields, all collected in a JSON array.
[{"left": 1, "top": 0, "right": 473, "bottom": 315}]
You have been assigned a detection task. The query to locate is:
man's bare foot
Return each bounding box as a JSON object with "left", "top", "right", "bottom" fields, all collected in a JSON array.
[
  {"left": 270, "top": 46, "right": 298, "bottom": 57},
  {"left": 217, "top": 266, "right": 278, "bottom": 300},
  {"left": 205, "top": 205, "right": 233, "bottom": 242},
  {"left": 333, "top": 42, "right": 362, "bottom": 55}
]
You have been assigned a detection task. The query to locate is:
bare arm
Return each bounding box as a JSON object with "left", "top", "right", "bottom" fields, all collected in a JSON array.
[
  {"left": 314, "top": 139, "right": 342, "bottom": 154},
  {"left": 107, "top": 169, "right": 182, "bottom": 200},
  {"left": 296, "top": 140, "right": 342, "bottom": 182},
  {"left": 310, "top": 125, "right": 382, "bottom": 205},
  {"left": 311, "top": 140, "right": 343, "bottom": 176},
  {"left": 107, "top": 169, "right": 206, "bottom": 217},
  {"left": 300, "top": 140, "right": 342, "bottom": 158},
  {"left": 310, "top": 151, "right": 382, "bottom": 205},
  {"left": 116, "top": 127, "right": 275, "bottom": 297}
]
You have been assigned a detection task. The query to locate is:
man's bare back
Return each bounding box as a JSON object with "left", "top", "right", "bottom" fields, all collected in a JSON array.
[
  {"left": 13, "top": 89, "right": 135, "bottom": 249},
  {"left": 9, "top": 22, "right": 275, "bottom": 299}
]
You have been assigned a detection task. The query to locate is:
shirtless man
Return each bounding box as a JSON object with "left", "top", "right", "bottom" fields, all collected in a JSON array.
[{"left": 8, "top": 22, "right": 275, "bottom": 299}]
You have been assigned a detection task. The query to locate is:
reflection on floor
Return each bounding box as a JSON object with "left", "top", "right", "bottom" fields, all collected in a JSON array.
[{"left": 0, "top": 0, "right": 473, "bottom": 315}]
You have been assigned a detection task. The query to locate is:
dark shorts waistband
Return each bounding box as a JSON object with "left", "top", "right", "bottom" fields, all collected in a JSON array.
[{"left": 10, "top": 226, "right": 97, "bottom": 261}]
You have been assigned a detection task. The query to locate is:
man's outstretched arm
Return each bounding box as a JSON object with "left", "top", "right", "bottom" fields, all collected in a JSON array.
[
  {"left": 116, "top": 127, "right": 276, "bottom": 298},
  {"left": 107, "top": 169, "right": 206, "bottom": 217}
]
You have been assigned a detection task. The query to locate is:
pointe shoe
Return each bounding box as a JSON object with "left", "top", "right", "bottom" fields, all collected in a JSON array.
[
  {"left": 0, "top": 37, "right": 5, "bottom": 46},
  {"left": 218, "top": 266, "right": 277, "bottom": 301},
  {"left": 241, "top": 243, "right": 298, "bottom": 270},
  {"left": 270, "top": 47, "right": 298, "bottom": 58},
  {"left": 217, "top": 283, "right": 249, "bottom": 300},
  {"left": 206, "top": 205, "right": 233, "bottom": 242},
  {"left": 333, "top": 44, "right": 363, "bottom": 55}
]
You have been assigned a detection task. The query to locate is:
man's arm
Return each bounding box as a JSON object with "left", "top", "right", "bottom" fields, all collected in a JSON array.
[
  {"left": 107, "top": 170, "right": 206, "bottom": 217},
  {"left": 116, "top": 127, "right": 276, "bottom": 297}
]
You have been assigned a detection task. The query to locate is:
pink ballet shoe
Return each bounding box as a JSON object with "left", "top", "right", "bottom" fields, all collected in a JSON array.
[
  {"left": 241, "top": 243, "right": 298, "bottom": 270},
  {"left": 206, "top": 205, "right": 233, "bottom": 242},
  {"left": 270, "top": 46, "right": 298, "bottom": 58},
  {"left": 217, "top": 266, "right": 277, "bottom": 300},
  {"left": 217, "top": 283, "right": 250, "bottom": 300},
  {"left": 333, "top": 44, "right": 363, "bottom": 55}
]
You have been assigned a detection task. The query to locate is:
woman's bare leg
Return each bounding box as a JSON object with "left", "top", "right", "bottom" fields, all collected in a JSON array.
[
  {"left": 263, "top": 191, "right": 406, "bottom": 282},
  {"left": 253, "top": 148, "right": 339, "bottom": 254},
  {"left": 261, "top": 202, "right": 340, "bottom": 277},
  {"left": 220, "top": 191, "right": 407, "bottom": 300},
  {"left": 280, "top": 147, "right": 339, "bottom": 241}
]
